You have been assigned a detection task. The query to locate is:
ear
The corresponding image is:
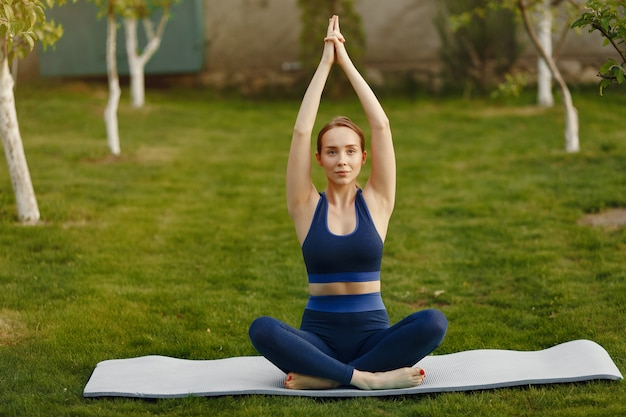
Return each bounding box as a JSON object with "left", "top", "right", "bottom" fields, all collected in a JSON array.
[
  {"left": 361, "top": 150, "right": 367, "bottom": 165},
  {"left": 315, "top": 152, "right": 322, "bottom": 165}
]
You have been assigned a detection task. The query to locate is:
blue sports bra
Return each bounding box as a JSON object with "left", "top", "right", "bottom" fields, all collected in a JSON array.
[{"left": 301, "top": 189, "right": 383, "bottom": 284}]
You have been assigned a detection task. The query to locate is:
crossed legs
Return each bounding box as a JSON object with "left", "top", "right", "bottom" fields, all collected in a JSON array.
[{"left": 248, "top": 309, "right": 447, "bottom": 390}]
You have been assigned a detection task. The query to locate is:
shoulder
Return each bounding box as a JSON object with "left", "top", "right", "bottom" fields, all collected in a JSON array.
[{"left": 289, "top": 191, "right": 322, "bottom": 245}]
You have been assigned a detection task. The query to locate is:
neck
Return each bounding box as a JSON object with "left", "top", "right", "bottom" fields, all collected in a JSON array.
[{"left": 325, "top": 183, "right": 358, "bottom": 208}]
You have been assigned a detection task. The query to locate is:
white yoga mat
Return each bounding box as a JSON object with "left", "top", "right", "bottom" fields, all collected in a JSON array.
[{"left": 83, "top": 339, "right": 622, "bottom": 398}]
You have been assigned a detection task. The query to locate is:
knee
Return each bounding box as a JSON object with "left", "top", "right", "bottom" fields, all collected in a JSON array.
[
  {"left": 248, "top": 316, "right": 275, "bottom": 347},
  {"left": 423, "top": 309, "right": 448, "bottom": 342}
]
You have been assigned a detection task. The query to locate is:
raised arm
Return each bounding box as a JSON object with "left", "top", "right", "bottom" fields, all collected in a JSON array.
[
  {"left": 286, "top": 18, "right": 339, "bottom": 242},
  {"left": 329, "top": 17, "right": 396, "bottom": 230}
]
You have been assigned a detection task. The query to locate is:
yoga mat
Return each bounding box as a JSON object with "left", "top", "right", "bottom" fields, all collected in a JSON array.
[{"left": 83, "top": 339, "right": 622, "bottom": 398}]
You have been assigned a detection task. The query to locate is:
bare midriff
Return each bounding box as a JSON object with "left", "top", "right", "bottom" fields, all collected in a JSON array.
[{"left": 308, "top": 281, "right": 381, "bottom": 296}]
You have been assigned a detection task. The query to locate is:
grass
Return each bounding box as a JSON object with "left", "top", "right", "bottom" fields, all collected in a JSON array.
[{"left": 0, "top": 81, "right": 625, "bottom": 416}]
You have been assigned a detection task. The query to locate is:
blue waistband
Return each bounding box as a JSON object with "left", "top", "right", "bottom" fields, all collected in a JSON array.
[
  {"left": 307, "top": 271, "right": 380, "bottom": 284},
  {"left": 305, "top": 292, "right": 386, "bottom": 313}
]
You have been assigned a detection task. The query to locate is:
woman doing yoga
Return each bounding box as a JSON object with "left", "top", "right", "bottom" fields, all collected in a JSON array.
[{"left": 248, "top": 15, "right": 447, "bottom": 390}]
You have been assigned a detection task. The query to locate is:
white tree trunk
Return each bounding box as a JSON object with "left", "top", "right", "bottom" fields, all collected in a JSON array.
[
  {"left": 124, "top": 17, "right": 166, "bottom": 108},
  {"left": 124, "top": 18, "right": 145, "bottom": 108},
  {"left": 519, "top": 0, "right": 579, "bottom": 153},
  {"left": 561, "top": 88, "right": 579, "bottom": 153},
  {"left": 0, "top": 50, "right": 40, "bottom": 224},
  {"left": 104, "top": 12, "right": 121, "bottom": 156},
  {"left": 11, "top": 57, "right": 18, "bottom": 87},
  {"left": 536, "top": 0, "right": 554, "bottom": 107}
]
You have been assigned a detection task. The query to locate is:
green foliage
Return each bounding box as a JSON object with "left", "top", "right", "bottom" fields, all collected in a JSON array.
[
  {"left": 572, "top": 0, "right": 626, "bottom": 94},
  {"left": 124, "top": 0, "right": 178, "bottom": 19},
  {"left": 0, "top": 83, "right": 625, "bottom": 416},
  {"left": 434, "top": 0, "right": 521, "bottom": 96},
  {"left": 89, "top": 0, "right": 179, "bottom": 19},
  {"left": 296, "top": 0, "right": 365, "bottom": 97},
  {"left": 0, "top": 0, "right": 72, "bottom": 59},
  {"left": 491, "top": 72, "right": 530, "bottom": 98}
]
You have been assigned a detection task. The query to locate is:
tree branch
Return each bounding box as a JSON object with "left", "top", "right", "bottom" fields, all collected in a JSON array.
[
  {"left": 519, "top": 0, "right": 568, "bottom": 91},
  {"left": 591, "top": 22, "right": 626, "bottom": 63}
]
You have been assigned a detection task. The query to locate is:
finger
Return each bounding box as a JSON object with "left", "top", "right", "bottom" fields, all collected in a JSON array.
[
  {"left": 333, "top": 16, "right": 345, "bottom": 42},
  {"left": 327, "top": 16, "right": 335, "bottom": 36},
  {"left": 324, "top": 35, "right": 342, "bottom": 46},
  {"left": 330, "top": 33, "right": 345, "bottom": 44}
]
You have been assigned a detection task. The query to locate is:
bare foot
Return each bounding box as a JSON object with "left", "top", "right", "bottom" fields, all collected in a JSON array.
[
  {"left": 350, "top": 367, "right": 426, "bottom": 390},
  {"left": 284, "top": 372, "right": 341, "bottom": 390}
]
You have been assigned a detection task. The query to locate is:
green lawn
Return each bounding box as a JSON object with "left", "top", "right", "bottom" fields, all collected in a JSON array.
[{"left": 1, "top": 82, "right": 624, "bottom": 416}]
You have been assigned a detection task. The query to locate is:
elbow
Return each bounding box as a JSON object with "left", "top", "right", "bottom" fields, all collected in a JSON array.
[
  {"left": 292, "top": 124, "right": 312, "bottom": 140},
  {"left": 371, "top": 116, "right": 390, "bottom": 133}
]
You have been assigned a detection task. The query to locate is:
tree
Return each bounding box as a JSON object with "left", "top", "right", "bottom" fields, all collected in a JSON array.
[
  {"left": 435, "top": 0, "right": 520, "bottom": 96},
  {"left": 105, "top": 1, "right": 122, "bottom": 155},
  {"left": 534, "top": 1, "right": 582, "bottom": 107},
  {"left": 446, "top": 0, "right": 580, "bottom": 152},
  {"left": 0, "top": 0, "right": 69, "bottom": 223},
  {"left": 536, "top": 0, "right": 555, "bottom": 106},
  {"left": 121, "top": 0, "right": 177, "bottom": 108},
  {"left": 519, "top": 0, "right": 579, "bottom": 152},
  {"left": 572, "top": 0, "right": 626, "bottom": 95},
  {"left": 90, "top": 0, "right": 177, "bottom": 155},
  {"left": 89, "top": 0, "right": 122, "bottom": 155}
]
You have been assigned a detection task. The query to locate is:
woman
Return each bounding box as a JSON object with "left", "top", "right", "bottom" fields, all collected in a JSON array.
[{"left": 249, "top": 15, "right": 447, "bottom": 390}]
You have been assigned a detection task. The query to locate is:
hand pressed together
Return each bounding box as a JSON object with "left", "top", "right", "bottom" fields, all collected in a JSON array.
[{"left": 323, "top": 15, "right": 349, "bottom": 66}]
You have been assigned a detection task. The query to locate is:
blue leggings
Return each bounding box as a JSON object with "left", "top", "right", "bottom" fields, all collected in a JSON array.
[{"left": 248, "top": 306, "right": 447, "bottom": 386}]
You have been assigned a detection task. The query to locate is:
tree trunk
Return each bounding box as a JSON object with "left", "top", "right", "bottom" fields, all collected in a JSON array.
[
  {"left": 0, "top": 47, "right": 40, "bottom": 224},
  {"left": 519, "top": 0, "right": 579, "bottom": 153},
  {"left": 536, "top": 0, "right": 554, "bottom": 107},
  {"left": 104, "top": 11, "right": 121, "bottom": 155},
  {"left": 11, "top": 57, "right": 18, "bottom": 87},
  {"left": 124, "top": 18, "right": 145, "bottom": 108},
  {"left": 124, "top": 16, "right": 167, "bottom": 108}
]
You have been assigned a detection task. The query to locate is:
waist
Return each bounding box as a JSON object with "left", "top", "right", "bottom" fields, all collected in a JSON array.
[
  {"left": 308, "top": 280, "right": 381, "bottom": 296},
  {"left": 307, "top": 271, "right": 380, "bottom": 284},
  {"left": 305, "top": 292, "right": 386, "bottom": 313}
]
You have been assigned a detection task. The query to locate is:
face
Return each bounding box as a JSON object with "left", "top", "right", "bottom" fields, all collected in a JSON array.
[{"left": 316, "top": 126, "right": 367, "bottom": 186}]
